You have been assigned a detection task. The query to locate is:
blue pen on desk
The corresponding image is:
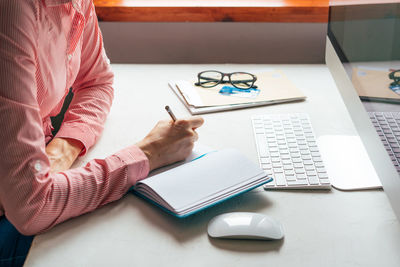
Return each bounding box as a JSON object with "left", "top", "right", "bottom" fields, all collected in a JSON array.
[{"left": 165, "top": 105, "right": 177, "bottom": 122}]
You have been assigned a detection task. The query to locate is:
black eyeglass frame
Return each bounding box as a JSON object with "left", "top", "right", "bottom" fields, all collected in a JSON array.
[{"left": 195, "top": 70, "right": 258, "bottom": 89}]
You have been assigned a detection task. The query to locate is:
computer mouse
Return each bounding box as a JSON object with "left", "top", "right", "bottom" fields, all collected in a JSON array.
[{"left": 207, "top": 212, "right": 284, "bottom": 240}]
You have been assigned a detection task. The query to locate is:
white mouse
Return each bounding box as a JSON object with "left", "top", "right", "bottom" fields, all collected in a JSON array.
[{"left": 207, "top": 212, "right": 284, "bottom": 240}]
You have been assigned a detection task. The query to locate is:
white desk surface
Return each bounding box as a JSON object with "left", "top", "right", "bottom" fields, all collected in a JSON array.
[{"left": 25, "top": 64, "right": 400, "bottom": 267}]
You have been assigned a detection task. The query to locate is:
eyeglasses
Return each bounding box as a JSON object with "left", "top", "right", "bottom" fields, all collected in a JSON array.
[
  {"left": 195, "top": 70, "right": 257, "bottom": 90},
  {"left": 389, "top": 70, "right": 400, "bottom": 88}
]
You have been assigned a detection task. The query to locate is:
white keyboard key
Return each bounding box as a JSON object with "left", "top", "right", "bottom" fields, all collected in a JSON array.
[
  {"left": 299, "top": 145, "right": 308, "bottom": 150},
  {"left": 307, "top": 170, "right": 317, "bottom": 176},
  {"left": 264, "top": 171, "right": 274, "bottom": 177},
  {"left": 254, "top": 128, "right": 264, "bottom": 134},
  {"left": 274, "top": 173, "right": 287, "bottom": 186},
  {"left": 281, "top": 154, "right": 291, "bottom": 160},
  {"left": 288, "top": 143, "right": 297, "bottom": 148},
  {"left": 256, "top": 134, "right": 268, "bottom": 157},
  {"left": 319, "top": 178, "right": 330, "bottom": 184},
  {"left": 303, "top": 160, "right": 313, "bottom": 165},
  {"left": 296, "top": 173, "right": 307, "bottom": 180},
  {"left": 308, "top": 141, "right": 317, "bottom": 147},
  {"left": 314, "top": 162, "right": 324, "bottom": 167},
  {"left": 287, "top": 180, "right": 308, "bottom": 186},
  {"left": 311, "top": 152, "right": 321, "bottom": 157},
  {"left": 283, "top": 165, "right": 293, "bottom": 170},
  {"left": 272, "top": 163, "right": 282, "bottom": 168},
  {"left": 292, "top": 158, "right": 302, "bottom": 163},
  {"left": 313, "top": 157, "right": 323, "bottom": 162},
  {"left": 282, "top": 159, "right": 292, "bottom": 165},
  {"left": 285, "top": 170, "right": 295, "bottom": 176},
  {"left": 293, "top": 163, "right": 303, "bottom": 168},
  {"left": 318, "top": 172, "right": 328, "bottom": 178},
  {"left": 262, "top": 164, "right": 272, "bottom": 169},
  {"left": 260, "top": 157, "right": 270, "bottom": 164},
  {"left": 270, "top": 152, "right": 280, "bottom": 157},
  {"left": 286, "top": 175, "right": 296, "bottom": 181},
  {"left": 308, "top": 175, "right": 319, "bottom": 185},
  {"left": 305, "top": 165, "right": 315, "bottom": 171}
]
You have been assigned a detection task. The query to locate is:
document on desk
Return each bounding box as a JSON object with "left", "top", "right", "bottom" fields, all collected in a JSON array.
[
  {"left": 132, "top": 148, "right": 272, "bottom": 217},
  {"left": 168, "top": 70, "right": 306, "bottom": 114}
]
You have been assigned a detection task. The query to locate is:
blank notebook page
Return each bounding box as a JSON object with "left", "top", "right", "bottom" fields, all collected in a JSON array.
[{"left": 138, "top": 149, "right": 266, "bottom": 211}]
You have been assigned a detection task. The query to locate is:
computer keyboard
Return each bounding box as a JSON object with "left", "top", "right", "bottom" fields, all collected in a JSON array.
[
  {"left": 369, "top": 112, "right": 400, "bottom": 173},
  {"left": 252, "top": 113, "right": 331, "bottom": 189}
]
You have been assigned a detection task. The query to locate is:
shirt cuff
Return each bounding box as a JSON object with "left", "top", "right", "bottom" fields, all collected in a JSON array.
[
  {"left": 55, "top": 124, "right": 95, "bottom": 156},
  {"left": 114, "top": 145, "right": 150, "bottom": 186}
]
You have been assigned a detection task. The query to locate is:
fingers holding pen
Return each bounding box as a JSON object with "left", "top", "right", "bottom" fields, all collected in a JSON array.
[
  {"left": 166, "top": 106, "right": 204, "bottom": 139},
  {"left": 172, "top": 120, "right": 200, "bottom": 142},
  {"left": 165, "top": 106, "right": 204, "bottom": 129},
  {"left": 136, "top": 107, "right": 204, "bottom": 171},
  {"left": 188, "top": 116, "right": 204, "bottom": 130},
  {"left": 165, "top": 106, "right": 203, "bottom": 143},
  {"left": 174, "top": 116, "right": 204, "bottom": 129}
]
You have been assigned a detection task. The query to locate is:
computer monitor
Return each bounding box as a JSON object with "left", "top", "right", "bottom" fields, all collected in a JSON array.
[{"left": 326, "top": 1, "right": 400, "bottom": 221}]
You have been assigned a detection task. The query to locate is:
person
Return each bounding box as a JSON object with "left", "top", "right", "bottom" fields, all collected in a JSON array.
[{"left": 0, "top": 0, "right": 204, "bottom": 266}]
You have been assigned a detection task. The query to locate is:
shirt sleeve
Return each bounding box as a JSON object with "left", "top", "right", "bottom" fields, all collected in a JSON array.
[
  {"left": 0, "top": 0, "right": 149, "bottom": 236},
  {"left": 55, "top": 2, "right": 114, "bottom": 156}
]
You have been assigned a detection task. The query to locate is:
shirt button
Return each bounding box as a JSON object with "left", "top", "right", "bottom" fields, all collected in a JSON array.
[
  {"left": 34, "top": 161, "right": 42, "bottom": 172},
  {"left": 67, "top": 54, "right": 72, "bottom": 60}
]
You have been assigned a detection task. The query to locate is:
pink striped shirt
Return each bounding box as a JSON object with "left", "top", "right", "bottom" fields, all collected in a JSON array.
[{"left": 0, "top": 0, "right": 149, "bottom": 235}]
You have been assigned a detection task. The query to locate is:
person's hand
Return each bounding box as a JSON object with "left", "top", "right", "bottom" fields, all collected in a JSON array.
[
  {"left": 45, "top": 137, "right": 84, "bottom": 172},
  {"left": 136, "top": 116, "right": 204, "bottom": 171}
]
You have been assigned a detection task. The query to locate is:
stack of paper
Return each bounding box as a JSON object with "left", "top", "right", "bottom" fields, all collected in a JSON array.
[{"left": 168, "top": 70, "right": 306, "bottom": 114}]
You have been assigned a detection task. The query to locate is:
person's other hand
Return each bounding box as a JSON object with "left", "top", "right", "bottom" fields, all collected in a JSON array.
[
  {"left": 45, "top": 137, "right": 84, "bottom": 172},
  {"left": 136, "top": 116, "right": 204, "bottom": 171}
]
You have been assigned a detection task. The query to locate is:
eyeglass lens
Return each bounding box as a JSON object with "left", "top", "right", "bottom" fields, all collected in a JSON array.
[{"left": 230, "top": 72, "right": 255, "bottom": 89}]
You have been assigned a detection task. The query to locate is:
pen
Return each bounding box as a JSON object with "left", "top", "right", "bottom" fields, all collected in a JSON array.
[{"left": 165, "top": 105, "right": 177, "bottom": 122}]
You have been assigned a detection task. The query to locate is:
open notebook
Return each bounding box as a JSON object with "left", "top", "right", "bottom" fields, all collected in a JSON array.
[{"left": 132, "top": 148, "right": 272, "bottom": 217}]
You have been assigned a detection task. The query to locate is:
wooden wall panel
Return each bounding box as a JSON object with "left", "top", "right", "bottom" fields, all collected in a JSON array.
[{"left": 93, "top": 0, "right": 329, "bottom": 22}]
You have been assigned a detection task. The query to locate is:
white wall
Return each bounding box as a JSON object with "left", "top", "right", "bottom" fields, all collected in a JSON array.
[{"left": 99, "top": 22, "right": 327, "bottom": 64}]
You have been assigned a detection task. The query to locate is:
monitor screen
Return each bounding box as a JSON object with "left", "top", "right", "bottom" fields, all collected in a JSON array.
[{"left": 327, "top": 0, "right": 400, "bottom": 220}]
